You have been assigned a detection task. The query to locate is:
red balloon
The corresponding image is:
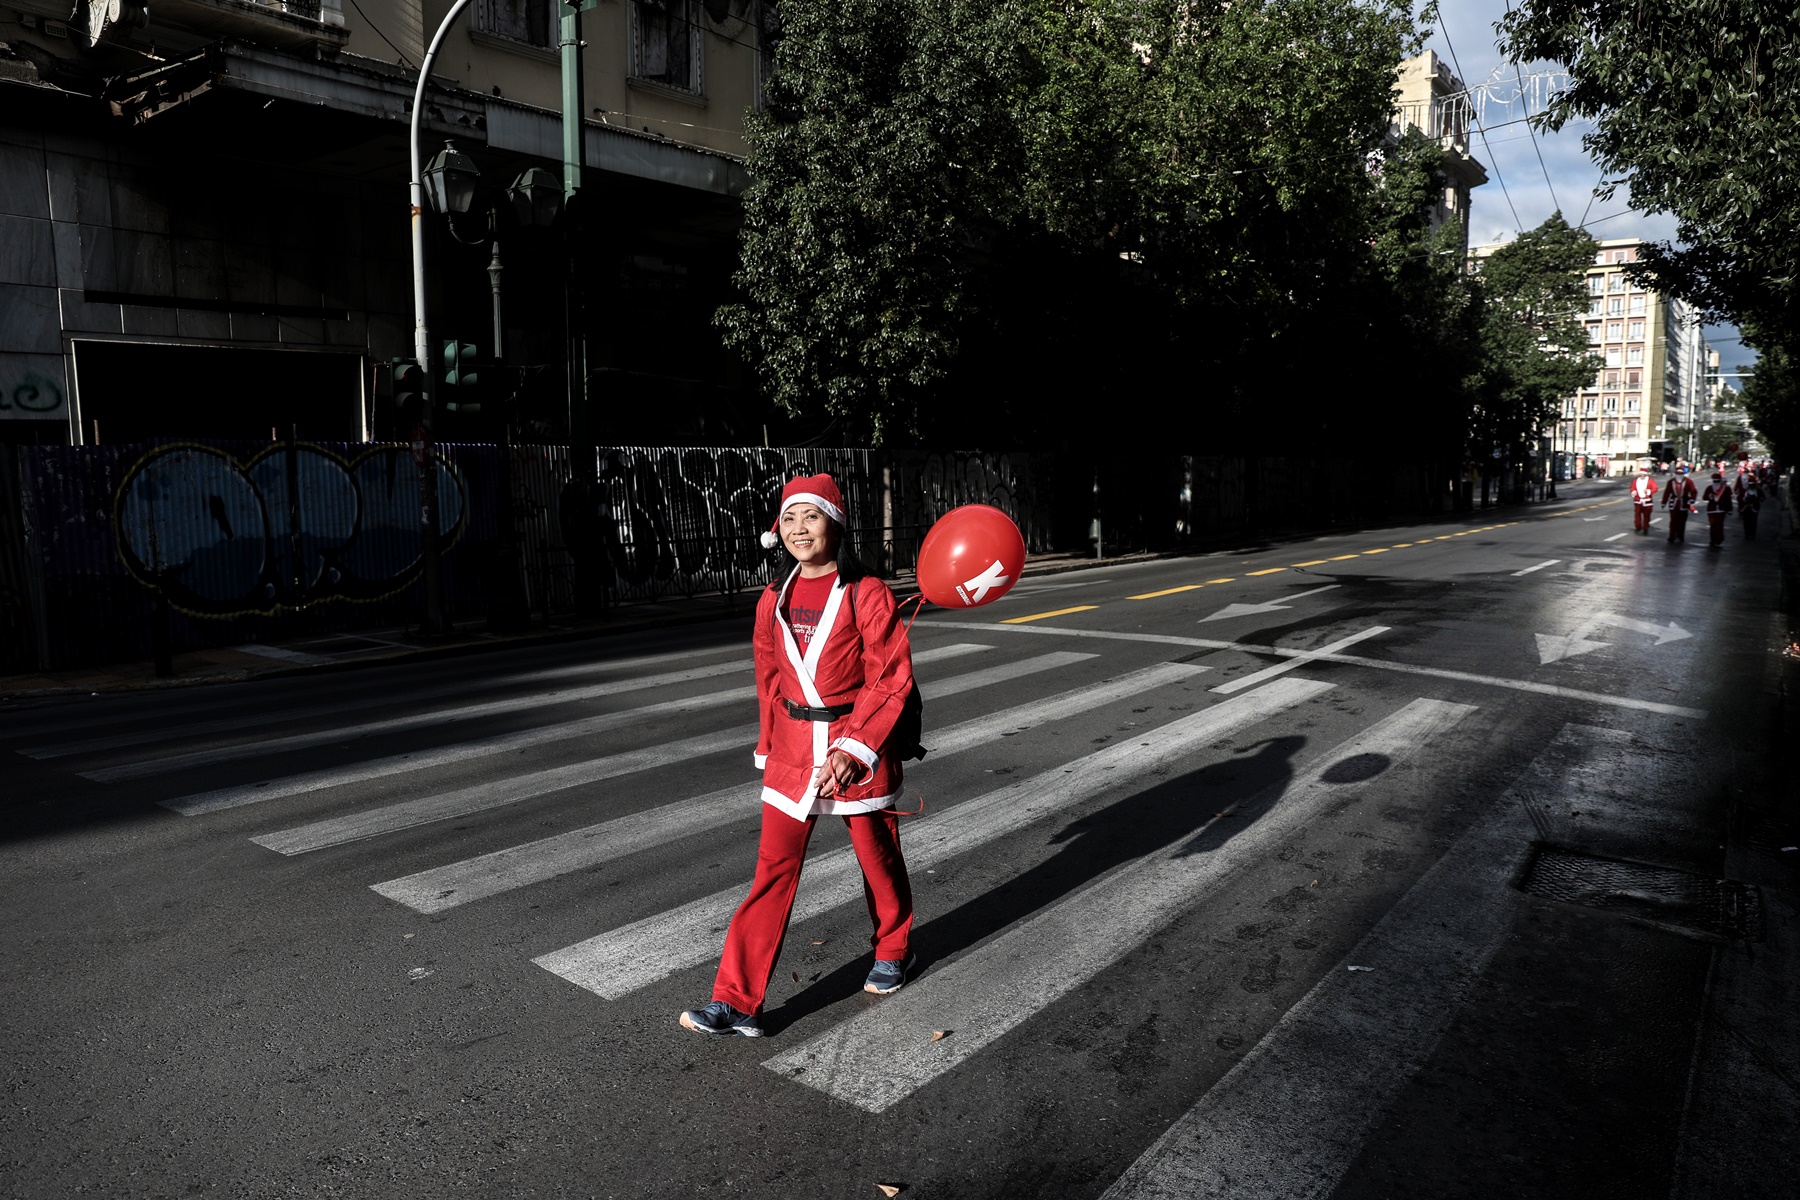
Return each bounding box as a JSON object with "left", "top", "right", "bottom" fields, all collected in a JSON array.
[{"left": 916, "top": 505, "right": 1026, "bottom": 609}]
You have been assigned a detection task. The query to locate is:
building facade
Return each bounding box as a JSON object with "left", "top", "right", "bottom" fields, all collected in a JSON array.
[
  {"left": 1391, "top": 50, "right": 1488, "bottom": 251},
  {"left": 0, "top": 0, "right": 767, "bottom": 447},
  {"left": 1553, "top": 239, "right": 1706, "bottom": 472}
]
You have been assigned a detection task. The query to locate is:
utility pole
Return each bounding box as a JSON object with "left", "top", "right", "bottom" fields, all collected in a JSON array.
[{"left": 562, "top": 0, "right": 602, "bottom": 616}]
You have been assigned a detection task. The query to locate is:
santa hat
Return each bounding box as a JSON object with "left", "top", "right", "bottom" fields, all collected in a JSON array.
[{"left": 760, "top": 473, "right": 846, "bottom": 550}]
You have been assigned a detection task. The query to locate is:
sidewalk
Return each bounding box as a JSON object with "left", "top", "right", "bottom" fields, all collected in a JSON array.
[{"left": 0, "top": 488, "right": 1607, "bottom": 705}]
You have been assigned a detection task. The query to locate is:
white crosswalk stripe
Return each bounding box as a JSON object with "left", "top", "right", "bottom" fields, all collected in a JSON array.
[
  {"left": 157, "top": 643, "right": 994, "bottom": 812},
  {"left": 761, "top": 697, "right": 1479, "bottom": 1110},
  {"left": 532, "top": 673, "right": 1325, "bottom": 1000},
  {"left": 20, "top": 643, "right": 746, "bottom": 758},
  {"left": 249, "top": 649, "right": 1090, "bottom": 855},
  {"left": 78, "top": 659, "right": 760, "bottom": 781},
  {"left": 1094, "top": 726, "right": 1578, "bottom": 1200},
  {"left": 368, "top": 654, "right": 1154, "bottom": 911}
]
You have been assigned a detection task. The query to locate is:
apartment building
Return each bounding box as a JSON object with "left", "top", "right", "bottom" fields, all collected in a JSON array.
[
  {"left": 0, "top": 0, "right": 764, "bottom": 445},
  {"left": 1391, "top": 50, "right": 1488, "bottom": 251},
  {"left": 1554, "top": 239, "right": 1705, "bottom": 472}
]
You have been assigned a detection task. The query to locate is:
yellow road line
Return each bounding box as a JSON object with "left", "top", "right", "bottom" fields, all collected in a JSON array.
[
  {"left": 1362, "top": 548, "right": 1389, "bottom": 554},
  {"left": 1329, "top": 554, "right": 1360, "bottom": 561},
  {"left": 1205, "top": 577, "right": 1236, "bottom": 584},
  {"left": 1000, "top": 605, "right": 1099, "bottom": 625},
  {"left": 1248, "top": 568, "right": 1287, "bottom": 576},
  {"left": 1293, "top": 559, "right": 1331, "bottom": 567},
  {"left": 1390, "top": 543, "right": 1413, "bottom": 548},
  {"left": 1128, "top": 585, "right": 1206, "bottom": 600}
]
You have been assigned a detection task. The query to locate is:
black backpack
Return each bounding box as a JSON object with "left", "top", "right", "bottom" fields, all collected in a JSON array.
[{"left": 845, "top": 578, "right": 927, "bottom": 762}]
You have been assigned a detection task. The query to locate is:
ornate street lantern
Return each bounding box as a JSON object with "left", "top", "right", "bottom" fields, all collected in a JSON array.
[{"left": 423, "top": 140, "right": 481, "bottom": 215}]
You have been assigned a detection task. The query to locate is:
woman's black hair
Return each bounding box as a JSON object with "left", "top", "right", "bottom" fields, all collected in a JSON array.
[{"left": 766, "top": 516, "right": 874, "bottom": 591}]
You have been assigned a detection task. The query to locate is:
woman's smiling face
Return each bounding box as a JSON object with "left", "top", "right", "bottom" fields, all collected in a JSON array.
[{"left": 781, "top": 503, "right": 838, "bottom": 568}]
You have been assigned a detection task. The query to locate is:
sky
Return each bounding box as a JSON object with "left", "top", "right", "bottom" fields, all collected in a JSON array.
[{"left": 1420, "top": 3, "right": 1748, "bottom": 366}]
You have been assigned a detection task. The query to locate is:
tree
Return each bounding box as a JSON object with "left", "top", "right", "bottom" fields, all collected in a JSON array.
[
  {"left": 719, "top": 0, "right": 1423, "bottom": 448},
  {"left": 1468, "top": 214, "right": 1600, "bottom": 460},
  {"left": 1739, "top": 343, "right": 1798, "bottom": 460},
  {"left": 1499, "top": 3, "right": 1800, "bottom": 341}
]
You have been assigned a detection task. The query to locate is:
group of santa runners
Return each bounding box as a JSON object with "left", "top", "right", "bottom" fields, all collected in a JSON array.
[{"left": 1630, "top": 460, "right": 1777, "bottom": 547}]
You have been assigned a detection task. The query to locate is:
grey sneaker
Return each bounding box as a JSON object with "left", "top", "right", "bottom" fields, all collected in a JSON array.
[
  {"left": 679, "top": 1000, "right": 764, "bottom": 1037},
  {"left": 863, "top": 953, "right": 918, "bottom": 995}
]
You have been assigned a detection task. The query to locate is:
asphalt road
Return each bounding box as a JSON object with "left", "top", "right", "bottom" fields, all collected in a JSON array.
[{"left": 3, "top": 478, "right": 1795, "bottom": 1200}]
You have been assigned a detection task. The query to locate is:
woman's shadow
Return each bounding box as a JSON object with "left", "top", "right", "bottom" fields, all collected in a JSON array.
[{"left": 767, "top": 735, "right": 1316, "bottom": 1032}]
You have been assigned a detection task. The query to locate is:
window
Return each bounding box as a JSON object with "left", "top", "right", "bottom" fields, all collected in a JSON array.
[
  {"left": 1628, "top": 321, "right": 1644, "bottom": 340},
  {"left": 1629, "top": 295, "right": 1646, "bottom": 314},
  {"left": 1588, "top": 298, "right": 1604, "bottom": 316},
  {"left": 1583, "top": 397, "right": 1597, "bottom": 415},
  {"left": 1612, "top": 250, "right": 1629, "bottom": 264},
  {"left": 1626, "top": 371, "right": 1640, "bottom": 387},
  {"left": 1606, "top": 322, "right": 1623, "bottom": 341},
  {"left": 476, "top": 0, "right": 553, "bottom": 48},
  {"left": 1587, "top": 324, "right": 1603, "bottom": 344},
  {"left": 1603, "top": 396, "right": 1619, "bottom": 413},
  {"left": 1564, "top": 399, "right": 1577, "bottom": 417},
  {"left": 1625, "top": 396, "right": 1640, "bottom": 414},
  {"left": 1594, "top": 252, "right": 1607, "bottom": 266},
  {"left": 1625, "top": 419, "right": 1640, "bottom": 437},
  {"left": 1626, "top": 346, "right": 1643, "bottom": 365},
  {"left": 1588, "top": 276, "right": 1605, "bottom": 295},
  {"left": 1602, "top": 420, "right": 1617, "bottom": 438},
  {"left": 1608, "top": 298, "right": 1624, "bottom": 315},
  {"left": 1605, "top": 348, "right": 1622, "bottom": 368},
  {"left": 1605, "top": 371, "right": 1619, "bottom": 388},
  {"left": 631, "top": 0, "right": 704, "bottom": 94},
  {"left": 1608, "top": 274, "right": 1626, "bottom": 292}
]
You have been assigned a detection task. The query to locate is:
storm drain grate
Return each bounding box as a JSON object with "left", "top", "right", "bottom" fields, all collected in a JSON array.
[{"left": 1517, "top": 847, "right": 1763, "bottom": 943}]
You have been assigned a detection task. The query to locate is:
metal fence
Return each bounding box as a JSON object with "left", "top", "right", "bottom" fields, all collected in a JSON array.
[{"left": 0, "top": 440, "right": 1057, "bottom": 671}]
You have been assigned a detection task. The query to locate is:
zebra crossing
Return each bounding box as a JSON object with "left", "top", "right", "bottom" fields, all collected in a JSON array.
[{"left": 3, "top": 620, "right": 1664, "bottom": 1196}]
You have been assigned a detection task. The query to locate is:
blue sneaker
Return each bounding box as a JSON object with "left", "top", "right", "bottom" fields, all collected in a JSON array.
[
  {"left": 679, "top": 1000, "right": 763, "bottom": 1037},
  {"left": 863, "top": 953, "right": 917, "bottom": 995}
]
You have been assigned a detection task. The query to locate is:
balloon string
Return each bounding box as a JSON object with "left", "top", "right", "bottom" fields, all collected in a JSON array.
[{"left": 868, "top": 593, "right": 928, "bottom": 816}]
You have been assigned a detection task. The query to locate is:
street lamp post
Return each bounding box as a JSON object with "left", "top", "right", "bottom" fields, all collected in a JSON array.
[{"left": 407, "top": 0, "right": 476, "bottom": 637}]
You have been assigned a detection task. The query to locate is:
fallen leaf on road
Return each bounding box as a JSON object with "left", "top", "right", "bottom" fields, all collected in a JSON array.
[
  {"left": 403, "top": 933, "right": 414, "bottom": 939},
  {"left": 1310, "top": 879, "right": 1319, "bottom": 887},
  {"left": 811, "top": 940, "right": 826, "bottom": 946},
  {"left": 876, "top": 1186, "right": 901, "bottom": 1198},
  {"left": 791, "top": 971, "right": 800, "bottom": 983},
  {"left": 408, "top": 967, "right": 433, "bottom": 981},
  {"left": 930, "top": 1030, "right": 948, "bottom": 1043}
]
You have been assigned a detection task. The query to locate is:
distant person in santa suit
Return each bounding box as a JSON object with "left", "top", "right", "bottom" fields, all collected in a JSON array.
[
  {"left": 679, "top": 473, "right": 918, "bottom": 1038},
  {"left": 1739, "top": 475, "right": 1762, "bottom": 540},
  {"left": 1629, "top": 464, "right": 1660, "bottom": 533},
  {"left": 1663, "top": 466, "right": 1697, "bottom": 544},
  {"left": 1701, "top": 471, "right": 1733, "bottom": 548}
]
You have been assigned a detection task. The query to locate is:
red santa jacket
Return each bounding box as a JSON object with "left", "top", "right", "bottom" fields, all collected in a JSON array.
[
  {"left": 752, "top": 567, "right": 914, "bottom": 821},
  {"left": 1663, "top": 476, "right": 1697, "bottom": 510},
  {"left": 1630, "top": 475, "right": 1659, "bottom": 505}
]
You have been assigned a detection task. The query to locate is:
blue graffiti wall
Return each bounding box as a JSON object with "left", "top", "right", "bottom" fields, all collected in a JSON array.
[{"left": 20, "top": 439, "right": 496, "bottom": 669}]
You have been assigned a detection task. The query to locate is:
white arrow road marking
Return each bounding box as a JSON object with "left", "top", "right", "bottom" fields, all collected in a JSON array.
[
  {"left": 1604, "top": 532, "right": 1630, "bottom": 542},
  {"left": 1511, "top": 560, "right": 1560, "bottom": 576},
  {"left": 1198, "top": 584, "right": 1340, "bottom": 624},
  {"left": 1212, "top": 627, "right": 1387, "bottom": 695},
  {"left": 1535, "top": 612, "right": 1693, "bottom": 664},
  {"left": 1583, "top": 516, "right": 1609, "bottom": 521},
  {"left": 762, "top": 697, "right": 1478, "bottom": 1112}
]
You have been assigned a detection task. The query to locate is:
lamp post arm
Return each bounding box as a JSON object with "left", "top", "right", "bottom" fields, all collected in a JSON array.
[{"left": 410, "top": 0, "right": 477, "bottom": 372}]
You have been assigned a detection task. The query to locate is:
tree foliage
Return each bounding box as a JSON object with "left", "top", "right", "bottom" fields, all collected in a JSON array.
[
  {"left": 1741, "top": 336, "right": 1800, "bottom": 460},
  {"left": 1500, "top": 1, "right": 1800, "bottom": 463},
  {"left": 1469, "top": 214, "right": 1600, "bottom": 457}
]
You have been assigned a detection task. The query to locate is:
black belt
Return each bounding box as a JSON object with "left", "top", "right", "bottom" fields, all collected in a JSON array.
[{"left": 784, "top": 698, "right": 854, "bottom": 722}]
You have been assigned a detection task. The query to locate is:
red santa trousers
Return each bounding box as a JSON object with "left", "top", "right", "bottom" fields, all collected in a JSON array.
[
  {"left": 711, "top": 805, "right": 913, "bottom": 1015},
  {"left": 1634, "top": 503, "right": 1653, "bottom": 531}
]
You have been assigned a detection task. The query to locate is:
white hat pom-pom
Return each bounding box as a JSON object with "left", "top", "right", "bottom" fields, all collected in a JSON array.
[{"left": 760, "top": 530, "right": 781, "bottom": 550}]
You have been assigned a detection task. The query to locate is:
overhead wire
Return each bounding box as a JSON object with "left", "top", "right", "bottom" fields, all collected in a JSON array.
[{"left": 1436, "top": 13, "right": 1522, "bottom": 233}]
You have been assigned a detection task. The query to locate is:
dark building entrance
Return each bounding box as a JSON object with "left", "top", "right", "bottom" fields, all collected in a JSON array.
[{"left": 74, "top": 342, "right": 364, "bottom": 444}]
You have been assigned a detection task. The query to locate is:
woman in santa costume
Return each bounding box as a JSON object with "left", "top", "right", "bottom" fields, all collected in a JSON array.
[{"left": 679, "top": 473, "right": 917, "bottom": 1037}]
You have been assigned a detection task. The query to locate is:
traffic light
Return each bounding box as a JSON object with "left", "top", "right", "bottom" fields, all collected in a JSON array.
[
  {"left": 441, "top": 340, "right": 482, "bottom": 413},
  {"left": 389, "top": 358, "right": 425, "bottom": 426}
]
